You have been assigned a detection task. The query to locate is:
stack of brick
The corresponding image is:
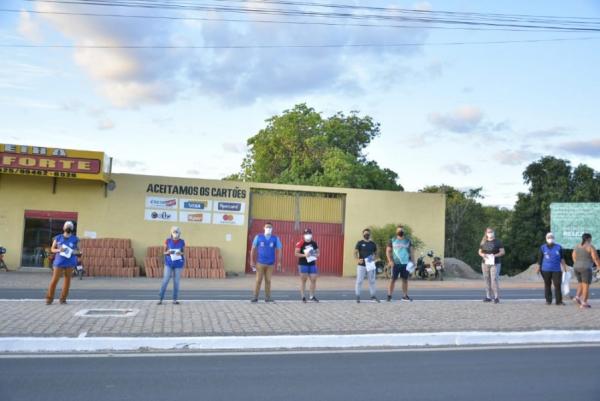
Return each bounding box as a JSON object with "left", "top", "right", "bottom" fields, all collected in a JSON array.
[
  {"left": 144, "top": 246, "right": 225, "bottom": 279},
  {"left": 80, "top": 238, "right": 140, "bottom": 277}
]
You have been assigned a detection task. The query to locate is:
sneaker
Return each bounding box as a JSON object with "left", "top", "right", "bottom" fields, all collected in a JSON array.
[
  {"left": 494, "top": 298, "right": 500, "bottom": 304},
  {"left": 265, "top": 298, "right": 275, "bottom": 303},
  {"left": 157, "top": 300, "right": 163, "bottom": 305},
  {"left": 173, "top": 301, "right": 180, "bottom": 305},
  {"left": 402, "top": 295, "right": 413, "bottom": 302},
  {"left": 483, "top": 298, "right": 492, "bottom": 303},
  {"left": 250, "top": 298, "right": 258, "bottom": 303},
  {"left": 356, "top": 296, "right": 360, "bottom": 303},
  {"left": 45, "top": 299, "right": 53, "bottom": 305},
  {"left": 309, "top": 296, "right": 319, "bottom": 303},
  {"left": 59, "top": 300, "right": 67, "bottom": 305},
  {"left": 546, "top": 301, "right": 552, "bottom": 305},
  {"left": 580, "top": 303, "right": 591, "bottom": 309},
  {"left": 370, "top": 296, "right": 381, "bottom": 303},
  {"left": 556, "top": 302, "right": 566, "bottom": 306},
  {"left": 386, "top": 295, "right": 392, "bottom": 302},
  {"left": 302, "top": 297, "right": 307, "bottom": 303}
]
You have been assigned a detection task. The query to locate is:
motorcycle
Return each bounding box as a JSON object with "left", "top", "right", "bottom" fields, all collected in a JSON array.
[
  {"left": 416, "top": 250, "right": 444, "bottom": 280},
  {"left": 0, "top": 247, "right": 8, "bottom": 271},
  {"left": 73, "top": 253, "right": 84, "bottom": 280}
]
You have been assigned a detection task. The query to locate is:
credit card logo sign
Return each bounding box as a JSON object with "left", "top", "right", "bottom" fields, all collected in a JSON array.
[
  {"left": 183, "top": 201, "right": 207, "bottom": 210},
  {"left": 149, "top": 198, "right": 177, "bottom": 208},
  {"left": 151, "top": 211, "right": 172, "bottom": 220},
  {"left": 217, "top": 202, "right": 242, "bottom": 212}
]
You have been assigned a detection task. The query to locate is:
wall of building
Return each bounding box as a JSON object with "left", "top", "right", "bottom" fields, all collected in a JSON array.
[{"left": 0, "top": 173, "right": 446, "bottom": 276}]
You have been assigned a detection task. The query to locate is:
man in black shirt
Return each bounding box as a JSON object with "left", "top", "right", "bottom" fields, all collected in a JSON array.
[{"left": 354, "top": 228, "right": 380, "bottom": 303}]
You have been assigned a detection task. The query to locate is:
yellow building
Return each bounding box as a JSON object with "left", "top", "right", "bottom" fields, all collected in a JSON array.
[{"left": 0, "top": 144, "right": 446, "bottom": 276}]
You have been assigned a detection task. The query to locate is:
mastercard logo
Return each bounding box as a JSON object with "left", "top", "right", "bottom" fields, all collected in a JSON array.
[{"left": 222, "top": 214, "right": 235, "bottom": 221}]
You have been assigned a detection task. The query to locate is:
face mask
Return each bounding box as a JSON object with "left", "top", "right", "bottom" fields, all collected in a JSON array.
[
  {"left": 265, "top": 228, "right": 272, "bottom": 236},
  {"left": 486, "top": 232, "right": 494, "bottom": 240},
  {"left": 363, "top": 233, "right": 370, "bottom": 240},
  {"left": 546, "top": 239, "right": 554, "bottom": 245},
  {"left": 397, "top": 230, "right": 404, "bottom": 236},
  {"left": 172, "top": 232, "right": 180, "bottom": 239},
  {"left": 64, "top": 228, "right": 73, "bottom": 234},
  {"left": 304, "top": 234, "right": 312, "bottom": 242}
]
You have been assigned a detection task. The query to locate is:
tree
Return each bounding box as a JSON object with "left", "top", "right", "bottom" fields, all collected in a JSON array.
[
  {"left": 504, "top": 156, "right": 600, "bottom": 273},
  {"left": 225, "top": 104, "right": 403, "bottom": 191},
  {"left": 420, "top": 185, "right": 488, "bottom": 270}
]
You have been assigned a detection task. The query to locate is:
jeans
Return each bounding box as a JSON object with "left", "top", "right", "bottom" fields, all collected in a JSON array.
[
  {"left": 159, "top": 265, "right": 182, "bottom": 301},
  {"left": 482, "top": 263, "right": 500, "bottom": 300},
  {"left": 355, "top": 265, "right": 376, "bottom": 297},
  {"left": 541, "top": 270, "right": 562, "bottom": 304}
]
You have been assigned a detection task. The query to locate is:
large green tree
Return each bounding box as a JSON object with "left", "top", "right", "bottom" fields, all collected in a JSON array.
[
  {"left": 225, "top": 104, "right": 403, "bottom": 190},
  {"left": 504, "top": 156, "right": 600, "bottom": 272}
]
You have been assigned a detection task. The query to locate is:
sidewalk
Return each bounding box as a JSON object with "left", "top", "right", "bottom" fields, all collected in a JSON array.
[{"left": 0, "top": 269, "right": 552, "bottom": 291}]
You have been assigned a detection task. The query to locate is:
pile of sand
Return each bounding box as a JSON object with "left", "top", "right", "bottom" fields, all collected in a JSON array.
[
  {"left": 508, "top": 263, "right": 543, "bottom": 282},
  {"left": 443, "top": 258, "right": 482, "bottom": 279}
]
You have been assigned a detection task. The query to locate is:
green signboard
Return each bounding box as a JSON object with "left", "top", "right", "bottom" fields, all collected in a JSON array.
[{"left": 550, "top": 203, "right": 600, "bottom": 248}]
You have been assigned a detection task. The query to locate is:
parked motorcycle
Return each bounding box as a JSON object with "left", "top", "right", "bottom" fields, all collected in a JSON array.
[
  {"left": 0, "top": 247, "right": 8, "bottom": 271},
  {"left": 416, "top": 250, "right": 444, "bottom": 280}
]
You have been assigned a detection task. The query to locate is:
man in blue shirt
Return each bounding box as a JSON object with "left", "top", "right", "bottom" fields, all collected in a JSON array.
[
  {"left": 250, "top": 222, "right": 282, "bottom": 303},
  {"left": 386, "top": 225, "right": 414, "bottom": 302},
  {"left": 535, "top": 232, "right": 567, "bottom": 305}
]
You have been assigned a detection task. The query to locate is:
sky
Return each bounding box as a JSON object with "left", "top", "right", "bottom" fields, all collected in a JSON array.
[{"left": 1, "top": 0, "right": 599, "bottom": 208}]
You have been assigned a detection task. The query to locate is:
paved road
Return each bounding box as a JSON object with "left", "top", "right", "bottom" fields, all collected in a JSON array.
[
  {"left": 1, "top": 287, "right": 580, "bottom": 301},
  {"left": 1, "top": 346, "right": 598, "bottom": 401}
]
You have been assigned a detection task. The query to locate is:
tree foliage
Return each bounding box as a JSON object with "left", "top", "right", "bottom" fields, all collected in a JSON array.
[
  {"left": 504, "top": 156, "right": 600, "bottom": 272},
  {"left": 225, "top": 104, "right": 403, "bottom": 191}
]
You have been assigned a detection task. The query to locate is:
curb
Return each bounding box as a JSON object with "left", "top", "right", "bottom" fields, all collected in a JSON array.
[{"left": 1, "top": 330, "right": 599, "bottom": 353}]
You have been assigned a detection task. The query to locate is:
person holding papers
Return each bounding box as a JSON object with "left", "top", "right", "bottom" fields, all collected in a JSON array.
[
  {"left": 158, "top": 226, "right": 185, "bottom": 305},
  {"left": 478, "top": 227, "right": 505, "bottom": 304},
  {"left": 354, "top": 228, "right": 380, "bottom": 303},
  {"left": 295, "top": 228, "right": 320, "bottom": 303},
  {"left": 45, "top": 221, "right": 79, "bottom": 305},
  {"left": 386, "top": 225, "right": 414, "bottom": 302}
]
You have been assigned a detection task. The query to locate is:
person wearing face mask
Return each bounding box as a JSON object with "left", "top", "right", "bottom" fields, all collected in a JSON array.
[
  {"left": 354, "top": 228, "right": 380, "bottom": 303},
  {"left": 45, "top": 221, "right": 79, "bottom": 305},
  {"left": 158, "top": 226, "right": 185, "bottom": 305},
  {"left": 249, "top": 222, "right": 283, "bottom": 303},
  {"left": 386, "top": 225, "right": 414, "bottom": 302},
  {"left": 478, "top": 227, "right": 505, "bottom": 304},
  {"left": 572, "top": 233, "right": 600, "bottom": 309},
  {"left": 295, "top": 228, "right": 320, "bottom": 303},
  {"left": 535, "top": 232, "right": 567, "bottom": 305}
]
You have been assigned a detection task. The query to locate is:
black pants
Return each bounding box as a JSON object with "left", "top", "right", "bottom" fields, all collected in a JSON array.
[{"left": 541, "top": 271, "right": 562, "bottom": 304}]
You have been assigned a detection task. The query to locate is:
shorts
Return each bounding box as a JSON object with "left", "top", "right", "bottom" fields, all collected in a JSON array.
[
  {"left": 299, "top": 265, "right": 318, "bottom": 275},
  {"left": 575, "top": 268, "right": 592, "bottom": 284},
  {"left": 392, "top": 264, "right": 409, "bottom": 281}
]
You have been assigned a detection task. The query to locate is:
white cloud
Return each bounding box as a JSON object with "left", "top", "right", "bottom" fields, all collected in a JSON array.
[
  {"left": 97, "top": 117, "right": 115, "bottom": 130},
  {"left": 18, "top": 10, "right": 42, "bottom": 42},
  {"left": 442, "top": 162, "right": 472, "bottom": 175},
  {"left": 494, "top": 150, "right": 539, "bottom": 166},
  {"left": 560, "top": 139, "right": 600, "bottom": 157},
  {"left": 222, "top": 142, "right": 246, "bottom": 154},
  {"left": 30, "top": 1, "right": 431, "bottom": 107},
  {"left": 428, "top": 106, "right": 484, "bottom": 133}
]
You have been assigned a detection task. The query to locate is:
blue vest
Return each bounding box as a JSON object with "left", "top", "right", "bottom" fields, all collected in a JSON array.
[
  {"left": 541, "top": 243, "right": 562, "bottom": 272},
  {"left": 164, "top": 238, "right": 185, "bottom": 268},
  {"left": 256, "top": 234, "right": 278, "bottom": 265},
  {"left": 53, "top": 234, "right": 79, "bottom": 267}
]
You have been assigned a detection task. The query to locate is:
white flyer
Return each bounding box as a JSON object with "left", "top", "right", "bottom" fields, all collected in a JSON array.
[
  {"left": 304, "top": 245, "right": 317, "bottom": 263},
  {"left": 366, "top": 260, "right": 377, "bottom": 272},
  {"left": 170, "top": 250, "right": 182, "bottom": 262},
  {"left": 484, "top": 254, "right": 495, "bottom": 265},
  {"left": 59, "top": 246, "right": 73, "bottom": 259}
]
